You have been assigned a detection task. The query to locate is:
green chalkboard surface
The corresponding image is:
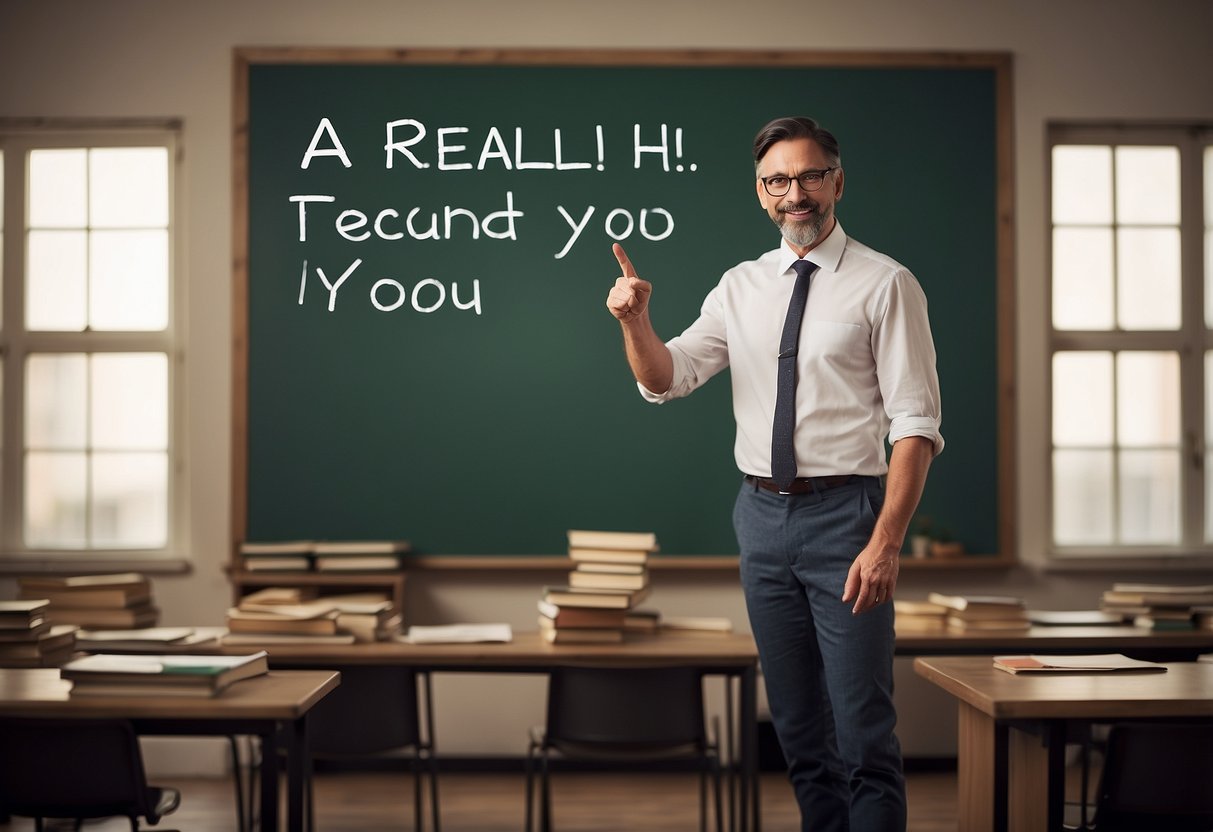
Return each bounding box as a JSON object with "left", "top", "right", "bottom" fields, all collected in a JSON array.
[{"left": 234, "top": 50, "right": 1012, "bottom": 557}]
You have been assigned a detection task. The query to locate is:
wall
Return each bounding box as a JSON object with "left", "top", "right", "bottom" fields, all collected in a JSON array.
[{"left": 1, "top": 0, "right": 1212, "bottom": 770}]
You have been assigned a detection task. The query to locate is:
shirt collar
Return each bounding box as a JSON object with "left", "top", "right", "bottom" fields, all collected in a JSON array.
[{"left": 776, "top": 220, "right": 848, "bottom": 276}]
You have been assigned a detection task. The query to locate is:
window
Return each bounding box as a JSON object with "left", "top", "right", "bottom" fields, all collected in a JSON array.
[
  {"left": 1049, "top": 125, "right": 1211, "bottom": 557},
  {"left": 0, "top": 126, "right": 181, "bottom": 561}
]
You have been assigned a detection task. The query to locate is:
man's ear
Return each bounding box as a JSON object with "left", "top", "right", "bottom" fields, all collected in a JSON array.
[{"left": 834, "top": 168, "right": 845, "bottom": 202}]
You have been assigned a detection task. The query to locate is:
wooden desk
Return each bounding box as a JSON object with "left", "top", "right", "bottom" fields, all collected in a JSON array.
[
  {"left": 0, "top": 668, "right": 339, "bottom": 832},
  {"left": 896, "top": 626, "right": 1213, "bottom": 660},
  {"left": 213, "top": 631, "right": 761, "bottom": 832},
  {"left": 913, "top": 656, "right": 1213, "bottom": 832}
]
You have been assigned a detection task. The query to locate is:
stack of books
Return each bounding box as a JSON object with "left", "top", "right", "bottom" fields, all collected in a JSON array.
[
  {"left": 76, "top": 626, "right": 226, "bottom": 653},
  {"left": 1100, "top": 583, "right": 1213, "bottom": 631},
  {"left": 927, "top": 592, "right": 1030, "bottom": 631},
  {"left": 0, "top": 600, "right": 78, "bottom": 666},
  {"left": 62, "top": 650, "right": 269, "bottom": 698},
  {"left": 223, "top": 588, "right": 402, "bottom": 644},
  {"left": 18, "top": 573, "right": 159, "bottom": 629},
  {"left": 224, "top": 597, "right": 356, "bottom": 645},
  {"left": 312, "top": 540, "right": 411, "bottom": 572},
  {"left": 239, "top": 540, "right": 315, "bottom": 572},
  {"left": 537, "top": 530, "right": 656, "bottom": 644},
  {"left": 892, "top": 599, "right": 950, "bottom": 632}
]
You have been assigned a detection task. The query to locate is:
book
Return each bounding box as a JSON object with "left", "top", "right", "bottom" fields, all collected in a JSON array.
[
  {"left": 537, "top": 599, "right": 629, "bottom": 629},
  {"left": 401, "top": 623, "right": 513, "bottom": 644},
  {"left": 892, "top": 599, "right": 949, "bottom": 616},
  {"left": 233, "top": 600, "right": 338, "bottom": 619},
  {"left": 77, "top": 627, "right": 226, "bottom": 652},
  {"left": 0, "top": 621, "right": 52, "bottom": 642},
  {"left": 226, "top": 610, "right": 339, "bottom": 635},
  {"left": 314, "top": 555, "right": 406, "bottom": 571},
  {"left": 1026, "top": 610, "right": 1126, "bottom": 626},
  {"left": 239, "top": 540, "right": 315, "bottom": 556},
  {"left": 239, "top": 586, "right": 320, "bottom": 606},
  {"left": 20, "top": 586, "right": 151, "bottom": 609},
  {"left": 568, "top": 568, "right": 649, "bottom": 591},
  {"left": 566, "top": 530, "right": 658, "bottom": 552},
  {"left": 62, "top": 650, "right": 269, "bottom": 696},
  {"left": 243, "top": 556, "right": 313, "bottom": 572},
  {"left": 992, "top": 654, "right": 1167, "bottom": 674},
  {"left": 0, "top": 625, "right": 78, "bottom": 660},
  {"left": 567, "top": 547, "right": 650, "bottom": 566},
  {"left": 1133, "top": 615, "right": 1195, "bottom": 631},
  {"left": 660, "top": 616, "right": 733, "bottom": 633},
  {"left": 1102, "top": 589, "right": 1213, "bottom": 608},
  {"left": 542, "top": 585, "right": 650, "bottom": 610},
  {"left": 44, "top": 605, "right": 159, "bottom": 629},
  {"left": 570, "top": 561, "right": 646, "bottom": 575},
  {"left": 0, "top": 599, "right": 51, "bottom": 628},
  {"left": 16, "top": 572, "right": 148, "bottom": 592},
  {"left": 221, "top": 632, "right": 357, "bottom": 645},
  {"left": 312, "top": 540, "right": 412, "bottom": 555},
  {"left": 624, "top": 608, "right": 662, "bottom": 632},
  {"left": 946, "top": 617, "right": 1031, "bottom": 632},
  {"left": 538, "top": 616, "right": 623, "bottom": 644},
  {"left": 338, "top": 612, "right": 402, "bottom": 642},
  {"left": 927, "top": 593, "right": 1024, "bottom": 612},
  {"left": 946, "top": 607, "right": 1031, "bottom": 622}
]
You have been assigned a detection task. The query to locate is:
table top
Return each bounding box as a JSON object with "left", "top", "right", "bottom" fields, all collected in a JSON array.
[
  {"left": 212, "top": 630, "right": 760, "bottom": 669},
  {"left": 0, "top": 669, "right": 340, "bottom": 720},
  {"left": 895, "top": 625, "right": 1213, "bottom": 654},
  {"left": 913, "top": 655, "right": 1213, "bottom": 720}
]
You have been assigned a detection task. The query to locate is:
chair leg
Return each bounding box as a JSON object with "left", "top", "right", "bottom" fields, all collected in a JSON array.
[
  {"left": 711, "top": 756, "right": 724, "bottom": 832},
  {"left": 426, "top": 748, "right": 441, "bottom": 832},
  {"left": 523, "top": 742, "right": 537, "bottom": 832},
  {"left": 410, "top": 751, "right": 422, "bottom": 831},
  {"left": 228, "top": 735, "right": 247, "bottom": 832},
  {"left": 699, "top": 768, "right": 707, "bottom": 832},
  {"left": 539, "top": 749, "right": 553, "bottom": 832}
]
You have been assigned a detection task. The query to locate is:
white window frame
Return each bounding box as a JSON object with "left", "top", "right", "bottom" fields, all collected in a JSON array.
[
  {"left": 1047, "top": 123, "right": 1211, "bottom": 561},
  {"left": 0, "top": 120, "right": 187, "bottom": 568}
]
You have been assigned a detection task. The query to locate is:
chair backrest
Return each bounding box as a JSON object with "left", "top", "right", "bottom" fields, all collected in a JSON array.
[
  {"left": 0, "top": 717, "right": 159, "bottom": 821},
  {"left": 305, "top": 665, "right": 422, "bottom": 755},
  {"left": 1094, "top": 721, "right": 1213, "bottom": 831},
  {"left": 545, "top": 666, "right": 706, "bottom": 751}
]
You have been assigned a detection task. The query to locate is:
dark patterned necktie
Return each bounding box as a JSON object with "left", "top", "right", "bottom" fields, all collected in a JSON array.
[{"left": 771, "top": 260, "right": 818, "bottom": 491}]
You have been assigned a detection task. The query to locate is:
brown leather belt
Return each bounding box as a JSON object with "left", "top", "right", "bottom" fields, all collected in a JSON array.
[{"left": 744, "top": 474, "right": 859, "bottom": 495}]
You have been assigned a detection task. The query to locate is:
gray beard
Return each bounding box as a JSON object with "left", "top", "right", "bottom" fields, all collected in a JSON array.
[{"left": 776, "top": 205, "right": 829, "bottom": 249}]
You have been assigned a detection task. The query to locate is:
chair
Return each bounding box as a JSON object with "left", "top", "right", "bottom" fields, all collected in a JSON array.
[
  {"left": 1075, "top": 721, "right": 1213, "bottom": 831},
  {"left": 525, "top": 666, "right": 723, "bottom": 832},
  {"left": 244, "top": 666, "right": 439, "bottom": 831},
  {"left": 0, "top": 717, "right": 181, "bottom": 831}
]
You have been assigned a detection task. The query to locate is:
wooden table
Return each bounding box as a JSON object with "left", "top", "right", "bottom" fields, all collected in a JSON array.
[
  {"left": 214, "top": 631, "right": 762, "bottom": 832},
  {"left": 896, "top": 626, "right": 1213, "bottom": 660},
  {"left": 913, "top": 655, "right": 1213, "bottom": 832},
  {"left": 0, "top": 668, "right": 339, "bottom": 832}
]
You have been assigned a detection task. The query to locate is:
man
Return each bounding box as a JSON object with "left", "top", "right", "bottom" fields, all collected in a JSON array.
[{"left": 605, "top": 116, "right": 943, "bottom": 831}]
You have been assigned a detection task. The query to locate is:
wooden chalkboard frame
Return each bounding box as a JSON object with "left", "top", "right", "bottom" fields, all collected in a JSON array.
[{"left": 231, "top": 48, "right": 1015, "bottom": 568}]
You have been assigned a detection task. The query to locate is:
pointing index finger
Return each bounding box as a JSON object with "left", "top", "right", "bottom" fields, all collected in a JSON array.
[{"left": 613, "top": 243, "right": 638, "bottom": 279}]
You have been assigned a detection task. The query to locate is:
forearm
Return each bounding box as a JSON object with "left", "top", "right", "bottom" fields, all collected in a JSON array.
[
  {"left": 620, "top": 313, "right": 674, "bottom": 395},
  {"left": 869, "top": 435, "right": 934, "bottom": 552}
]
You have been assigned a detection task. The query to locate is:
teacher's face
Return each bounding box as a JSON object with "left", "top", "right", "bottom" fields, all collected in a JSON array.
[{"left": 755, "top": 137, "right": 844, "bottom": 256}]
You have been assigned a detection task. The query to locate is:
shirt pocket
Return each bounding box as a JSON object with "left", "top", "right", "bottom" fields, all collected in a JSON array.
[{"left": 803, "top": 320, "right": 869, "bottom": 371}]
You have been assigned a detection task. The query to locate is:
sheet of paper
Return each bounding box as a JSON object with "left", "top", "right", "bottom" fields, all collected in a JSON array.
[{"left": 400, "top": 624, "right": 513, "bottom": 644}]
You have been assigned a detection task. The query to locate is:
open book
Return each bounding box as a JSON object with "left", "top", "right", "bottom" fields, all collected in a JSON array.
[{"left": 993, "top": 654, "right": 1167, "bottom": 674}]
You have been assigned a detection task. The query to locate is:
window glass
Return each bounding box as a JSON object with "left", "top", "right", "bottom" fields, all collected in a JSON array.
[
  {"left": 1117, "top": 228, "right": 1181, "bottom": 330},
  {"left": 89, "top": 229, "right": 169, "bottom": 330},
  {"left": 28, "top": 149, "right": 87, "bottom": 228},
  {"left": 1052, "top": 146, "right": 1112, "bottom": 224},
  {"left": 1115, "top": 146, "right": 1180, "bottom": 225},
  {"left": 1053, "top": 449, "right": 1114, "bottom": 544},
  {"left": 92, "top": 452, "right": 167, "bottom": 548},
  {"left": 1118, "top": 449, "right": 1181, "bottom": 543},
  {"left": 1116, "top": 352, "right": 1180, "bottom": 446},
  {"left": 91, "top": 353, "right": 168, "bottom": 450},
  {"left": 1053, "top": 228, "right": 1114, "bottom": 329},
  {"left": 89, "top": 147, "right": 169, "bottom": 228},
  {"left": 25, "top": 354, "right": 87, "bottom": 449},
  {"left": 1053, "top": 352, "right": 1113, "bottom": 446},
  {"left": 25, "top": 451, "right": 87, "bottom": 548},
  {"left": 27, "top": 230, "right": 87, "bottom": 331}
]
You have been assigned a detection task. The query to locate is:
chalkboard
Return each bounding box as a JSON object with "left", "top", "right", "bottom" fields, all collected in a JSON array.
[{"left": 233, "top": 49, "right": 1013, "bottom": 558}]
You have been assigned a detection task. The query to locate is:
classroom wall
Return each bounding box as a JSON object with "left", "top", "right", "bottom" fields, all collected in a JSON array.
[{"left": 2, "top": 0, "right": 1212, "bottom": 770}]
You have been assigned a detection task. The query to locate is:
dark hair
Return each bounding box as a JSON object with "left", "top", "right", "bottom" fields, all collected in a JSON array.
[{"left": 752, "top": 117, "right": 841, "bottom": 168}]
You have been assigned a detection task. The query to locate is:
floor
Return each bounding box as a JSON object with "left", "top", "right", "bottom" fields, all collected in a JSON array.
[{"left": 0, "top": 768, "right": 961, "bottom": 831}]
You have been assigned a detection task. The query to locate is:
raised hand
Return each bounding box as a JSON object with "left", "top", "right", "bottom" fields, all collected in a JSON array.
[{"left": 605, "top": 243, "right": 653, "bottom": 324}]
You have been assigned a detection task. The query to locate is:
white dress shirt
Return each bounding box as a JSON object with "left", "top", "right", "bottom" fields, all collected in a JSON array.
[{"left": 640, "top": 221, "right": 944, "bottom": 478}]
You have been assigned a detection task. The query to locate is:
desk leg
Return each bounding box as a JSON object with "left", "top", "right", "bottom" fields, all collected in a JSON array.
[
  {"left": 740, "top": 664, "right": 759, "bottom": 832},
  {"left": 260, "top": 728, "right": 280, "bottom": 831},
  {"left": 1007, "top": 723, "right": 1064, "bottom": 832},
  {"left": 284, "top": 715, "right": 309, "bottom": 832},
  {"left": 957, "top": 701, "right": 1006, "bottom": 832}
]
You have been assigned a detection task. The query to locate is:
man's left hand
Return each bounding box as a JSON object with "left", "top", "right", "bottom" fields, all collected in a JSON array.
[{"left": 842, "top": 542, "right": 900, "bottom": 615}]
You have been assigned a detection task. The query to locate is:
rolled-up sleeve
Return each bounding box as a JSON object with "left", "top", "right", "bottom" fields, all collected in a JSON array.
[
  {"left": 638, "top": 284, "right": 730, "bottom": 404},
  {"left": 872, "top": 271, "right": 945, "bottom": 456}
]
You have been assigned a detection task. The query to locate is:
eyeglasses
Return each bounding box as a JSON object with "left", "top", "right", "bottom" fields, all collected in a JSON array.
[{"left": 760, "top": 168, "right": 836, "bottom": 197}]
